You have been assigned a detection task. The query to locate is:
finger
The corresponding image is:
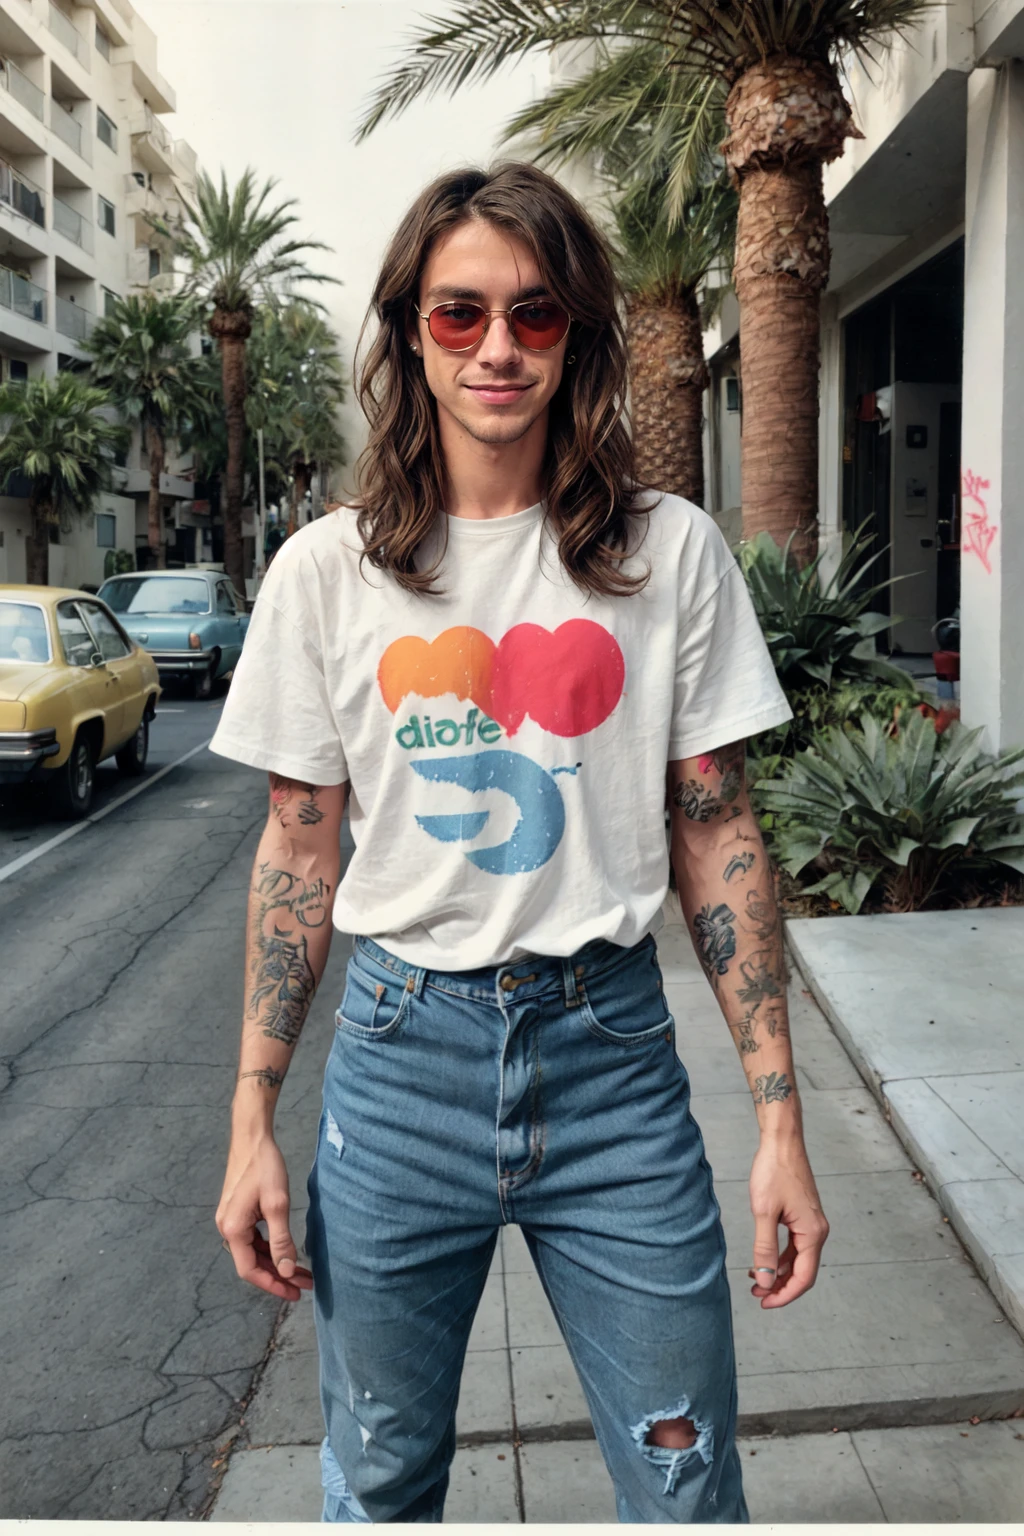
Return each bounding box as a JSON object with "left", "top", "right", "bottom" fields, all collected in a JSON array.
[
  {"left": 760, "top": 1233, "right": 825, "bottom": 1309},
  {"left": 261, "top": 1191, "right": 299, "bottom": 1280},
  {"left": 751, "top": 1208, "right": 781, "bottom": 1297},
  {"left": 251, "top": 1231, "right": 314, "bottom": 1291}
]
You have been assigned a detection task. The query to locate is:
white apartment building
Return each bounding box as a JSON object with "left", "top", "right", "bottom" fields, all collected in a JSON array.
[
  {"left": 0, "top": 0, "right": 199, "bottom": 590},
  {"left": 702, "top": 0, "right": 1024, "bottom": 753}
]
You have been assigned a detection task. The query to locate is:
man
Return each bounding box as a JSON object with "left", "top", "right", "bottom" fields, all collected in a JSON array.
[{"left": 211, "top": 163, "right": 828, "bottom": 1524}]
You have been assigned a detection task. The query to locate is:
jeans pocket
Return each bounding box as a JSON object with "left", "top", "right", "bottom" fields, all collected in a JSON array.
[
  {"left": 336, "top": 955, "right": 411, "bottom": 1040},
  {"left": 578, "top": 943, "right": 675, "bottom": 1048}
]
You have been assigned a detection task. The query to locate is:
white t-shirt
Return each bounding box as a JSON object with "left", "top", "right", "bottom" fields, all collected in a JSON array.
[{"left": 210, "top": 496, "right": 791, "bottom": 969}]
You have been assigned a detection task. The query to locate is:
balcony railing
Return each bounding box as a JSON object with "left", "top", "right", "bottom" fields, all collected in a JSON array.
[
  {"left": 0, "top": 160, "right": 45, "bottom": 228},
  {"left": 53, "top": 193, "right": 92, "bottom": 252},
  {"left": 56, "top": 294, "right": 94, "bottom": 342},
  {"left": 131, "top": 104, "right": 172, "bottom": 158},
  {"left": 0, "top": 267, "right": 46, "bottom": 325},
  {"left": 48, "top": 3, "right": 90, "bottom": 68},
  {"left": 0, "top": 59, "right": 45, "bottom": 122},
  {"left": 50, "top": 98, "right": 90, "bottom": 163}
]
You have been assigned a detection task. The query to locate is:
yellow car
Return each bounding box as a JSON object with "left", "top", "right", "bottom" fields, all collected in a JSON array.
[{"left": 0, "top": 585, "right": 161, "bottom": 818}]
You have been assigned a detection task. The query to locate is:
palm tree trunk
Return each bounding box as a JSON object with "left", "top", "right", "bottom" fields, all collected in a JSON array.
[
  {"left": 722, "top": 56, "right": 861, "bottom": 565},
  {"left": 288, "top": 460, "right": 311, "bottom": 537},
  {"left": 145, "top": 421, "right": 166, "bottom": 569},
  {"left": 626, "top": 290, "right": 708, "bottom": 505},
  {"left": 210, "top": 307, "right": 252, "bottom": 596},
  {"left": 26, "top": 490, "right": 50, "bottom": 586}
]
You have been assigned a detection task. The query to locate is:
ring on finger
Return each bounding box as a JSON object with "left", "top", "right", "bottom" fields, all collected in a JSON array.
[{"left": 754, "top": 1267, "right": 776, "bottom": 1275}]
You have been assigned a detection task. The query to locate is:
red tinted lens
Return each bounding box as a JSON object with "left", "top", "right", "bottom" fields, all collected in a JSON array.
[
  {"left": 427, "top": 303, "right": 487, "bottom": 349},
  {"left": 511, "top": 301, "right": 570, "bottom": 349}
]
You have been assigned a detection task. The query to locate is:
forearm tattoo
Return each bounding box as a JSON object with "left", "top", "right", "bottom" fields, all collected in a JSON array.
[
  {"left": 270, "top": 773, "right": 325, "bottom": 827},
  {"left": 238, "top": 1066, "right": 286, "bottom": 1090},
  {"left": 247, "top": 863, "right": 329, "bottom": 1045},
  {"left": 752, "top": 1072, "right": 793, "bottom": 1105},
  {"left": 675, "top": 742, "right": 792, "bottom": 1068}
]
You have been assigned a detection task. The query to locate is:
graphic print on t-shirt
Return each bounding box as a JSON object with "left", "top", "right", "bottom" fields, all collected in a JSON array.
[{"left": 378, "top": 621, "right": 624, "bottom": 875}]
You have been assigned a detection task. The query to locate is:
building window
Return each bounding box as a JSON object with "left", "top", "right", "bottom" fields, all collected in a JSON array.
[
  {"left": 148, "top": 247, "right": 160, "bottom": 279},
  {"left": 102, "top": 286, "right": 120, "bottom": 317},
  {"left": 200, "top": 335, "right": 212, "bottom": 355},
  {"left": 95, "top": 24, "right": 111, "bottom": 60},
  {"left": 97, "top": 106, "right": 117, "bottom": 152},
  {"left": 98, "top": 195, "right": 115, "bottom": 236},
  {"left": 96, "top": 513, "right": 116, "bottom": 548},
  {"left": 725, "top": 376, "right": 740, "bottom": 413},
  {"left": 6, "top": 358, "right": 28, "bottom": 386}
]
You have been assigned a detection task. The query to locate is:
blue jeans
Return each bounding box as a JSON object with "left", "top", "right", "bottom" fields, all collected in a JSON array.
[{"left": 305, "top": 932, "right": 747, "bottom": 1524}]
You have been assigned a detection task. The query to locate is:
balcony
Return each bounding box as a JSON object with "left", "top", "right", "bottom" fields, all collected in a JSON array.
[
  {"left": 0, "top": 60, "right": 45, "bottom": 123},
  {"left": 0, "top": 266, "right": 46, "bottom": 325},
  {"left": 124, "top": 175, "right": 183, "bottom": 227},
  {"left": 50, "top": 97, "right": 90, "bottom": 164},
  {"left": 55, "top": 295, "right": 94, "bottom": 343},
  {"left": 130, "top": 104, "right": 174, "bottom": 173},
  {"left": 53, "top": 193, "right": 92, "bottom": 252},
  {"left": 0, "top": 159, "right": 44, "bottom": 228},
  {"left": 48, "top": 3, "right": 90, "bottom": 70}
]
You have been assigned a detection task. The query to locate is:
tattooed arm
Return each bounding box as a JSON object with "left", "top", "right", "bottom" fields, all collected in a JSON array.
[
  {"left": 217, "top": 774, "right": 346, "bottom": 1302},
  {"left": 668, "top": 742, "right": 829, "bottom": 1308}
]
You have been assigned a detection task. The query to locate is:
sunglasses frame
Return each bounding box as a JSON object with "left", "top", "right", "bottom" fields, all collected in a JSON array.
[{"left": 414, "top": 299, "right": 572, "bottom": 354}]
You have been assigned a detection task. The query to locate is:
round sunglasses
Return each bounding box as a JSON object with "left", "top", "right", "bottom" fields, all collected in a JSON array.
[{"left": 414, "top": 299, "right": 571, "bottom": 353}]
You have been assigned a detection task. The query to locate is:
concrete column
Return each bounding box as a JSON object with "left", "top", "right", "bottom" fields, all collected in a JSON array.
[
  {"left": 817, "top": 291, "right": 844, "bottom": 586},
  {"left": 959, "top": 61, "right": 1024, "bottom": 752}
]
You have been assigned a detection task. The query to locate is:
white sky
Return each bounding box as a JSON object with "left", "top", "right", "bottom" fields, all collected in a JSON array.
[{"left": 133, "top": 0, "right": 542, "bottom": 491}]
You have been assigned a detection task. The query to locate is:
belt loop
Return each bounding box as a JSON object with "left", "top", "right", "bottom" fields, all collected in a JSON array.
[
  {"left": 412, "top": 965, "right": 427, "bottom": 998},
  {"left": 562, "top": 957, "right": 577, "bottom": 1009}
]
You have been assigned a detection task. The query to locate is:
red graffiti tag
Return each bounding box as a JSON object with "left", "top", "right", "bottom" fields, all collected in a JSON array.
[{"left": 961, "top": 469, "right": 997, "bottom": 574}]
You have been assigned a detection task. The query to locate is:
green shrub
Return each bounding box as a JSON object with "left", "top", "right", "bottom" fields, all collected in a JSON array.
[
  {"left": 749, "top": 675, "right": 923, "bottom": 771},
  {"left": 738, "top": 523, "right": 911, "bottom": 693},
  {"left": 755, "top": 710, "right": 1024, "bottom": 913},
  {"left": 103, "top": 547, "right": 134, "bottom": 578}
]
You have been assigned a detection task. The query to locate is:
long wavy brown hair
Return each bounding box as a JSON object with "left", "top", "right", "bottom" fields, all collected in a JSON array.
[{"left": 354, "top": 162, "right": 649, "bottom": 597}]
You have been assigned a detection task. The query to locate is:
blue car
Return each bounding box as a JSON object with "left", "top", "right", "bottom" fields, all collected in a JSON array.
[{"left": 96, "top": 569, "right": 250, "bottom": 699}]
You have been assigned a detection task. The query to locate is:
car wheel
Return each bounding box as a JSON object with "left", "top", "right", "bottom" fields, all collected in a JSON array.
[
  {"left": 50, "top": 732, "right": 96, "bottom": 820},
  {"left": 192, "top": 658, "right": 217, "bottom": 700},
  {"left": 115, "top": 717, "right": 149, "bottom": 777}
]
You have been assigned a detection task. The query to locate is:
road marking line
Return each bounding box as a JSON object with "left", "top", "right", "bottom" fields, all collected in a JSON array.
[{"left": 0, "top": 737, "right": 214, "bottom": 886}]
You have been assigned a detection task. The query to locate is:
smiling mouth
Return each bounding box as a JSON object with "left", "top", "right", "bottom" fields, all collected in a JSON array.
[{"left": 465, "top": 382, "right": 533, "bottom": 401}]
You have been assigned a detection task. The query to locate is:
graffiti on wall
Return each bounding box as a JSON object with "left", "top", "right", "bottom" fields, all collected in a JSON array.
[{"left": 961, "top": 469, "right": 998, "bottom": 574}]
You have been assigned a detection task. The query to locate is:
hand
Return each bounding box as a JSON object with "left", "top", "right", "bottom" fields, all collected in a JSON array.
[
  {"left": 216, "top": 1133, "right": 314, "bottom": 1302},
  {"left": 747, "top": 1136, "right": 829, "bottom": 1309}
]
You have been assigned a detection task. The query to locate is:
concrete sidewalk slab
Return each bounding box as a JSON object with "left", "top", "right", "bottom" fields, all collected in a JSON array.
[
  {"left": 211, "top": 1421, "right": 1024, "bottom": 1522},
  {"left": 788, "top": 908, "right": 1024, "bottom": 1338}
]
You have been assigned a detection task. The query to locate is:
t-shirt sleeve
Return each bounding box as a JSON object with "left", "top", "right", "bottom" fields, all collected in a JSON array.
[
  {"left": 209, "top": 587, "right": 348, "bottom": 785},
  {"left": 668, "top": 548, "right": 792, "bottom": 762}
]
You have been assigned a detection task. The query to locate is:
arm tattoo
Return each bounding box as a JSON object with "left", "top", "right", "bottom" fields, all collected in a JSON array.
[
  {"left": 724, "top": 850, "right": 756, "bottom": 882},
  {"left": 673, "top": 779, "right": 721, "bottom": 822},
  {"left": 673, "top": 740, "right": 746, "bottom": 822},
  {"left": 248, "top": 863, "right": 329, "bottom": 1045},
  {"left": 736, "top": 948, "right": 784, "bottom": 1009},
  {"left": 693, "top": 902, "right": 737, "bottom": 983},
  {"left": 752, "top": 1071, "right": 793, "bottom": 1105},
  {"left": 745, "top": 888, "right": 781, "bottom": 944},
  {"left": 696, "top": 743, "right": 744, "bottom": 804},
  {"left": 269, "top": 773, "right": 325, "bottom": 828},
  {"left": 237, "top": 1066, "right": 286, "bottom": 1090},
  {"left": 734, "top": 1013, "right": 761, "bottom": 1054}
]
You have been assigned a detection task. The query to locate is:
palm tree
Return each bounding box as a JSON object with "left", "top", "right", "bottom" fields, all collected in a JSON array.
[
  {"left": 85, "top": 293, "right": 210, "bottom": 570},
  {"left": 357, "top": 1, "right": 932, "bottom": 561},
  {"left": 272, "top": 304, "right": 346, "bottom": 534},
  {"left": 609, "top": 165, "right": 735, "bottom": 504},
  {"left": 154, "top": 168, "right": 334, "bottom": 593},
  {"left": 0, "top": 375, "right": 128, "bottom": 585}
]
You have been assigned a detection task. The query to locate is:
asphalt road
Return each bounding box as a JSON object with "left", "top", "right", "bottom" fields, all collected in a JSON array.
[{"left": 0, "top": 690, "right": 354, "bottom": 1519}]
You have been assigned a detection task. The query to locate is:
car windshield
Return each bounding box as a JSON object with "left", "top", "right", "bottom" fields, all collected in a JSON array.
[
  {"left": 100, "top": 577, "right": 210, "bottom": 615},
  {"left": 0, "top": 601, "right": 51, "bottom": 663}
]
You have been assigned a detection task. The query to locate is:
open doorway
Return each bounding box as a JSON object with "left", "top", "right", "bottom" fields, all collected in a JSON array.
[{"left": 841, "top": 239, "right": 963, "bottom": 660}]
